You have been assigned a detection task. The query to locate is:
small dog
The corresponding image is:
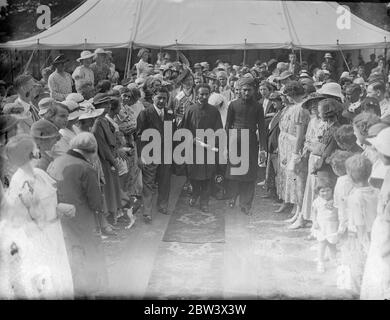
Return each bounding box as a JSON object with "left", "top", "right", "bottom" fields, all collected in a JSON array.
[{"left": 120, "top": 196, "right": 142, "bottom": 229}]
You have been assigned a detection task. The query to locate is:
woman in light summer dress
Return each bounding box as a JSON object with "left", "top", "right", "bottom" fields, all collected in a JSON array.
[
  {"left": 0, "top": 134, "right": 74, "bottom": 299},
  {"left": 276, "top": 81, "right": 311, "bottom": 219}
]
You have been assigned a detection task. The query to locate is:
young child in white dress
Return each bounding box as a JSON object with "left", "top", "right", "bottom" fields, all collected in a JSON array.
[
  {"left": 328, "top": 150, "right": 355, "bottom": 238},
  {"left": 311, "top": 178, "right": 338, "bottom": 273},
  {"left": 339, "top": 154, "right": 379, "bottom": 296}
]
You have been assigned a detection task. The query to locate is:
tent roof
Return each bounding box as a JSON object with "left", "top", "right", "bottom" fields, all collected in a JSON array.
[{"left": 1, "top": 0, "right": 389, "bottom": 50}]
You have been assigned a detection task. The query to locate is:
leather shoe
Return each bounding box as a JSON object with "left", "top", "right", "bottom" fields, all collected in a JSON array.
[
  {"left": 158, "top": 207, "right": 169, "bottom": 215},
  {"left": 287, "top": 218, "right": 305, "bottom": 229},
  {"left": 101, "top": 226, "right": 117, "bottom": 236},
  {"left": 200, "top": 205, "right": 209, "bottom": 213},
  {"left": 143, "top": 214, "right": 152, "bottom": 223},
  {"left": 241, "top": 207, "right": 252, "bottom": 215}
]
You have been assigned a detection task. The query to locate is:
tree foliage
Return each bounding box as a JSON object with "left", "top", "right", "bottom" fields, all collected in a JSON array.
[
  {"left": 0, "top": 0, "right": 85, "bottom": 42},
  {"left": 339, "top": 2, "right": 390, "bottom": 32}
]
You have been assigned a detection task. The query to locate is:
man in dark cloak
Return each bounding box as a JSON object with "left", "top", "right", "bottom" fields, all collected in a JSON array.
[
  {"left": 181, "top": 83, "right": 223, "bottom": 212},
  {"left": 225, "top": 77, "right": 267, "bottom": 214}
]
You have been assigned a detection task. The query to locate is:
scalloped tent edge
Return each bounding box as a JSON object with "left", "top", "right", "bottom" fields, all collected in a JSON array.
[{"left": 1, "top": 0, "right": 389, "bottom": 51}]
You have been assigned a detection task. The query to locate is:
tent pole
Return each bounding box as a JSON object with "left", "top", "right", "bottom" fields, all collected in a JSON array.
[
  {"left": 243, "top": 38, "right": 247, "bottom": 66},
  {"left": 23, "top": 49, "right": 37, "bottom": 75},
  {"left": 37, "top": 39, "right": 41, "bottom": 79},
  {"left": 128, "top": 42, "right": 133, "bottom": 79},
  {"left": 337, "top": 40, "right": 351, "bottom": 73},
  {"left": 175, "top": 39, "right": 179, "bottom": 61},
  {"left": 299, "top": 48, "right": 302, "bottom": 65},
  {"left": 10, "top": 50, "right": 14, "bottom": 83},
  {"left": 124, "top": 45, "right": 131, "bottom": 79},
  {"left": 385, "top": 37, "right": 388, "bottom": 78},
  {"left": 21, "top": 51, "right": 24, "bottom": 74}
]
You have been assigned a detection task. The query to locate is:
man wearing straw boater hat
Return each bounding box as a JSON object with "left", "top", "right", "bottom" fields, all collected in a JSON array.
[
  {"left": 72, "top": 50, "right": 96, "bottom": 93},
  {"left": 48, "top": 54, "right": 73, "bottom": 101}
]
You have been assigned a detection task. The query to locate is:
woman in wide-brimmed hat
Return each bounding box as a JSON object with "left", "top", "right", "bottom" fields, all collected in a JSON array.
[
  {"left": 275, "top": 81, "right": 311, "bottom": 222},
  {"left": 289, "top": 93, "right": 328, "bottom": 231},
  {"left": 72, "top": 50, "right": 96, "bottom": 93}
]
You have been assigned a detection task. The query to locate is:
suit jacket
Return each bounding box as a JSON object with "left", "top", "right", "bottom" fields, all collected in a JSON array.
[
  {"left": 259, "top": 98, "right": 276, "bottom": 128},
  {"left": 267, "top": 108, "right": 284, "bottom": 154},
  {"left": 136, "top": 104, "right": 176, "bottom": 163}
]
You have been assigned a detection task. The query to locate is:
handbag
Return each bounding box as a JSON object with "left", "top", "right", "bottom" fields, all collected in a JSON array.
[
  {"left": 56, "top": 203, "right": 76, "bottom": 218},
  {"left": 115, "top": 157, "right": 129, "bottom": 176}
]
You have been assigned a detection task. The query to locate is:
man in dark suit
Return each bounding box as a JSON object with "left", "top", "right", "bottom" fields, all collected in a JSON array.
[
  {"left": 258, "top": 80, "right": 277, "bottom": 130},
  {"left": 263, "top": 92, "right": 285, "bottom": 200},
  {"left": 137, "top": 87, "right": 176, "bottom": 221}
]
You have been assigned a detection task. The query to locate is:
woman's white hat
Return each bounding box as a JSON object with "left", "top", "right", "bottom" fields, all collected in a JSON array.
[
  {"left": 70, "top": 132, "right": 97, "bottom": 152},
  {"left": 366, "top": 127, "right": 390, "bottom": 157},
  {"left": 78, "top": 102, "right": 104, "bottom": 120},
  {"left": 66, "top": 93, "right": 85, "bottom": 103},
  {"left": 62, "top": 100, "right": 82, "bottom": 121},
  {"left": 113, "top": 85, "right": 124, "bottom": 91},
  {"left": 38, "top": 97, "right": 56, "bottom": 116},
  {"left": 94, "top": 48, "right": 109, "bottom": 55},
  {"left": 340, "top": 71, "right": 351, "bottom": 79},
  {"left": 317, "top": 82, "right": 343, "bottom": 99},
  {"left": 77, "top": 50, "right": 96, "bottom": 62}
]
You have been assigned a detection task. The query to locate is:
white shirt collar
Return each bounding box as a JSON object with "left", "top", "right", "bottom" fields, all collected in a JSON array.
[{"left": 154, "top": 104, "right": 164, "bottom": 116}]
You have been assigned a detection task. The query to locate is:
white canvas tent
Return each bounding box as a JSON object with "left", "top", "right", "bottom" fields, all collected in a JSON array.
[{"left": 0, "top": 0, "right": 389, "bottom": 51}]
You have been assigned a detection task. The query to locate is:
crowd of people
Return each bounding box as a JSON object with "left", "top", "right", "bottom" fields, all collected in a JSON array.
[{"left": 0, "top": 47, "right": 389, "bottom": 299}]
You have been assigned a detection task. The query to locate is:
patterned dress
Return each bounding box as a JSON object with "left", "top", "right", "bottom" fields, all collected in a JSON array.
[
  {"left": 300, "top": 116, "right": 322, "bottom": 220},
  {"left": 277, "top": 102, "right": 310, "bottom": 205},
  {"left": 115, "top": 101, "right": 145, "bottom": 196},
  {"left": 48, "top": 71, "right": 73, "bottom": 101}
]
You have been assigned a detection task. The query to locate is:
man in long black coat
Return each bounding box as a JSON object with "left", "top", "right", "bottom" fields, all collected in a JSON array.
[
  {"left": 225, "top": 77, "right": 267, "bottom": 214},
  {"left": 137, "top": 87, "right": 176, "bottom": 221},
  {"left": 181, "top": 83, "right": 223, "bottom": 212}
]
